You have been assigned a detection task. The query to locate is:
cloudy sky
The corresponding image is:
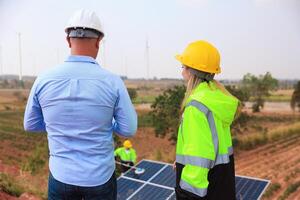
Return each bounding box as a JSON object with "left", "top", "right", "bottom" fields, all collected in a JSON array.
[{"left": 0, "top": 0, "right": 299, "bottom": 79}]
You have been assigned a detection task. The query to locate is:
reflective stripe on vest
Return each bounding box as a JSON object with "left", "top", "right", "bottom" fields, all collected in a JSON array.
[
  {"left": 176, "top": 154, "right": 214, "bottom": 169},
  {"left": 180, "top": 179, "right": 208, "bottom": 197},
  {"left": 215, "top": 146, "right": 234, "bottom": 165},
  {"left": 186, "top": 100, "right": 219, "bottom": 160}
]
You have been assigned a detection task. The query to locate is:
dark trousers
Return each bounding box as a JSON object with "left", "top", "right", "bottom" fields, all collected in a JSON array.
[
  {"left": 48, "top": 172, "right": 117, "bottom": 200},
  {"left": 176, "top": 155, "right": 236, "bottom": 200},
  {"left": 121, "top": 160, "right": 134, "bottom": 173}
]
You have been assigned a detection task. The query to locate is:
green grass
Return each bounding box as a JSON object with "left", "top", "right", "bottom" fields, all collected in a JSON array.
[
  {"left": 0, "top": 109, "right": 48, "bottom": 166},
  {"left": 0, "top": 131, "right": 16, "bottom": 140},
  {"left": 0, "top": 173, "right": 24, "bottom": 197},
  {"left": 0, "top": 109, "right": 49, "bottom": 199},
  {"left": 21, "top": 143, "right": 48, "bottom": 175},
  {"left": 249, "top": 95, "right": 291, "bottom": 102},
  {"left": 138, "top": 113, "right": 153, "bottom": 127},
  {"left": 234, "top": 122, "right": 300, "bottom": 150},
  {"left": 262, "top": 183, "right": 281, "bottom": 198},
  {"left": 278, "top": 181, "right": 300, "bottom": 200},
  {"left": 155, "top": 150, "right": 162, "bottom": 161},
  {"left": 265, "top": 95, "right": 291, "bottom": 102},
  {"left": 284, "top": 168, "right": 300, "bottom": 182},
  {"left": 133, "top": 95, "right": 156, "bottom": 104}
]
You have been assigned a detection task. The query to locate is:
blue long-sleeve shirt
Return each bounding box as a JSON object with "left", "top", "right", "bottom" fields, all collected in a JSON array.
[{"left": 24, "top": 55, "right": 137, "bottom": 186}]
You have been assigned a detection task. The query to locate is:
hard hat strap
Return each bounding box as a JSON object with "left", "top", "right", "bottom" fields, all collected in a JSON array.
[
  {"left": 188, "top": 67, "right": 215, "bottom": 82},
  {"left": 68, "top": 28, "right": 100, "bottom": 38}
]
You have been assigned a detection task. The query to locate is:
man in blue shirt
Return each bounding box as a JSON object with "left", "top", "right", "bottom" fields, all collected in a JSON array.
[{"left": 24, "top": 9, "right": 137, "bottom": 200}]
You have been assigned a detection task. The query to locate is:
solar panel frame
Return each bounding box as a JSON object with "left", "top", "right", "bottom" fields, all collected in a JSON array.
[
  {"left": 166, "top": 192, "right": 176, "bottom": 200},
  {"left": 117, "top": 159, "right": 270, "bottom": 200}
]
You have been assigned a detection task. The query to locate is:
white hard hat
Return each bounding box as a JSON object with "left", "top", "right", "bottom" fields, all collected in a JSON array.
[{"left": 65, "top": 9, "right": 104, "bottom": 36}]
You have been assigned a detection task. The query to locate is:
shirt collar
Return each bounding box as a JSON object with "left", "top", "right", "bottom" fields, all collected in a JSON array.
[{"left": 65, "top": 55, "right": 99, "bottom": 65}]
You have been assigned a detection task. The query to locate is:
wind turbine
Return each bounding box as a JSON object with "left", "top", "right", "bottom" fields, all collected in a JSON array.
[
  {"left": 145, "top": 37, "right": 150, "bottom": 80},
  {"left": 17, "top": 32, "right": 23, "bottom": 81}
]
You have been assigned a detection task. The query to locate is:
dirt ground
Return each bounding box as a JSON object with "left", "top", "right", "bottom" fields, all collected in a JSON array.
[
  {"left": 0, "top": 192, "right": 40, "bottom": 200},
  {"left": 235, "top": 134, "right": 300, "bottom": 199}
]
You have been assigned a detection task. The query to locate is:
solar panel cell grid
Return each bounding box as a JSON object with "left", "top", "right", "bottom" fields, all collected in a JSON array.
[
  {"left": 150, "top": 165, "right": 176, "bottom": 188},
  {"left": 130, "top": 184, "right": 173, "bottom": 200},
  {"left": 117, "top": 178, "right": 144, "bottom": 200}
]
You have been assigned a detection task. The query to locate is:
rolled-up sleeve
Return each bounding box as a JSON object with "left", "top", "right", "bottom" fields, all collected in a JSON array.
[
  {"left": 113, "top": 77, "right": 137, "bottom": 137},
  {"left": 24, "top": 79, "right": 46, "bottom": 132}
]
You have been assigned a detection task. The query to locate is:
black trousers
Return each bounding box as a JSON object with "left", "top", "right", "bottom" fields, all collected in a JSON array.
[
  {"left": 121, "top": 160, "right": 134, "bottom": 173},
  {"left": 176, "top": 155, "right": 236, "bottom": 200}
]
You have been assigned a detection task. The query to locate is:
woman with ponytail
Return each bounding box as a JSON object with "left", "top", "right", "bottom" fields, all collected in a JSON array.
[{"left": 174, "top": 40, "right": 240, "bottom": 200}]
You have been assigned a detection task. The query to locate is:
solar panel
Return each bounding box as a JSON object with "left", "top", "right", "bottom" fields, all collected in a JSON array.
[
  {"left": 235, "top": 175, "right": 270, "bottom": 200},
  {"left": 117, "top": 159, "right": 270, "bottom": 200}
]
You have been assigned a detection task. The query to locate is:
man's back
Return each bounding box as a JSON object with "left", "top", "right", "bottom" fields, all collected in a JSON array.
[{"left": 24, "top": 55, "right": 137, "bottom": 186}]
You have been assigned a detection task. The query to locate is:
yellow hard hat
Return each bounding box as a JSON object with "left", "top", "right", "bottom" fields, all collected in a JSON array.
[
  {"left": 123, "top": 140, "right": 132, "bottom": 148},
  {"left": 175, "top": 40, "right": 221, "bottom": 74}
]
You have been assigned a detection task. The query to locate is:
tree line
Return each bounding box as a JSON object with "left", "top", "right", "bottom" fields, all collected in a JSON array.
[{"left": 149, "top": 72, "right": 300, "bottom": 142}]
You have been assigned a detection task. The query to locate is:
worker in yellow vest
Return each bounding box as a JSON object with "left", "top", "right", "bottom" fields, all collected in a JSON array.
[
  {"left": 174, "top": 40, "right": 240, "bottom": 199},
  {"left": 114, "top": 140, "right": 137, "bottom": 172}
]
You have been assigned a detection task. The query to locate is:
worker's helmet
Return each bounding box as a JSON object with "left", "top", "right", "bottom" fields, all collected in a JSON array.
[
  {"left": 123, "top": 140, "right": 132, "bottom": 148},
  {"left": 176, "top": 40, "right": 221, "bottom": 74},
  {"left": 65, "top": 9, "right": 104, "bottom": 38}
]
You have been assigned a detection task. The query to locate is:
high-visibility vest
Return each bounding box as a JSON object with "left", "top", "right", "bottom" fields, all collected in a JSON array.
[
  {"left": 114, "top": 147, "right": 137, "bottom": 163},
  {"left": 176, "top": 81, "right": 239, "bottom": 197}
]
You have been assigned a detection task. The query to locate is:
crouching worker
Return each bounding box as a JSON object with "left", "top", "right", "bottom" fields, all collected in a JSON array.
[{"left": 114, "top": 140, "right": 137, "bottom": 172}]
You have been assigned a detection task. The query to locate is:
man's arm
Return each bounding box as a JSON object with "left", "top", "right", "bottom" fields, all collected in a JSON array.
[
  {"left": 24, "top": 79, "right": 46, "bottom": 132},
  {"left": 113, "top": 77, "right": 137, "bottom": 137}
]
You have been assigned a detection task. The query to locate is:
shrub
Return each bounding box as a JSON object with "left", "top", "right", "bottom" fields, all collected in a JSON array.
[
  {"left": 291, "top": 81, "right": 300, "bottom": 112},
  {"left": 138, "top": 113, "right": 153, "bottom": 127},
  {"left": 127, "top": 88, "right": 137, "bottom": 101},
  {"left": 242, "top": 72, "right": 278, "bottom": 112},
  {"left": 150, "top": 85, "right": 185, "bottom": 142}
]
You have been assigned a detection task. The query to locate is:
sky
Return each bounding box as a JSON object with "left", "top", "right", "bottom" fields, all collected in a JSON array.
[{"left": 0, "top": 0, "right": 299, "bottom": 79}]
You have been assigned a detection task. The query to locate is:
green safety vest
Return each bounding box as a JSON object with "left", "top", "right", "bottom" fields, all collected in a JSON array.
[
  {"left": 176, "top": 81, "right": 239, "bottom": 197},
  {"left": 114, "top": 147, "right": 137, "bottom": 163}
]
